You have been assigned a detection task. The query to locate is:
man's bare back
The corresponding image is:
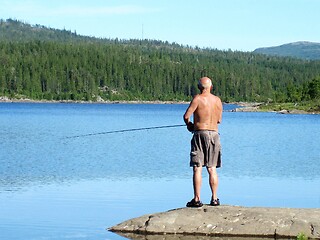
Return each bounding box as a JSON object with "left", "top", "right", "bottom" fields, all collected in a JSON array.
[
  {"left": 193, "top": 93, "right": 222, "bottom": 131},
  {"left": 183, "top": 77, "right": 222, "bottom": 132}
]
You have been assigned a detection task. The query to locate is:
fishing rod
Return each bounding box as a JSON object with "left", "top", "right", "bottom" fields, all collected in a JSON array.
[{"left": 65, "top": 124, "right": 185, "bottom": 139}]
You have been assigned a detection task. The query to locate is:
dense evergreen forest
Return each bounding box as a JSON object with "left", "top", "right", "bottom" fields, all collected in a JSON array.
[{"left": 1, "top": 19, "right": 320, "bottom": 104}]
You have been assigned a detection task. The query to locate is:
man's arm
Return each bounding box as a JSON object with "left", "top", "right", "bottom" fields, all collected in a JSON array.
[
  {"left": 183, "top": 96, "right": 199, "bottom": 131},
  {"left": 216, "top": 97, "right": 223, "bottom": 124}
]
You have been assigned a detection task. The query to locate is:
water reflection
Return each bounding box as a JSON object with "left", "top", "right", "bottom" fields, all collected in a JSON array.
[
  {"left": 0, "top": 103, "right": 319, "bottom": 240},
  {"left": 116, "top": 232, "right": 268, "bottom": 240}
]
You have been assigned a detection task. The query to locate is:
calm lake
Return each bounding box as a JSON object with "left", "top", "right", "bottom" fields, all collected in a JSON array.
[{"left": 0, "top": 103, "right": 319, "bottom": 240}]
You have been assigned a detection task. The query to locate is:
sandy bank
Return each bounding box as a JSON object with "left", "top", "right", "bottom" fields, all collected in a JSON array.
[{"left": 109, "top": 205, "right": 320, "bottom": 239}]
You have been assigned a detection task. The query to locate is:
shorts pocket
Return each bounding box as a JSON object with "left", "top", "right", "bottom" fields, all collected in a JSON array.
[{"left": 190, "top": 151, "right": 201, "bottom": 167}]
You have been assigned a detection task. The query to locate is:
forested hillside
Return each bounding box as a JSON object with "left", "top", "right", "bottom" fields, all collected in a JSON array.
[
  {"left": 1, "top": 19, "right": 320, "bottom": 104},
  {"left": 254, "top": 41, "right": 320, "bottom": 60}
]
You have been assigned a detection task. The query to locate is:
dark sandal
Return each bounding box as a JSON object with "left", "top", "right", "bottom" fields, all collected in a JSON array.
[
  {"left": 186, "top": 199, "right": 203, "bottom": 208},
  {"left": 210, "top": 198, "right": 220, "bottom": 206}
]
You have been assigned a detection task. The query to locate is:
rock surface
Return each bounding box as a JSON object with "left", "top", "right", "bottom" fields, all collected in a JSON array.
[{"left": 109, "top": 205, "right": 320, "bottom": 239}]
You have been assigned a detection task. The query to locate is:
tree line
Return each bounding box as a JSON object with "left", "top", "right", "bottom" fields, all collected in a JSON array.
[{"left": 0, "top": 20, "right": 320, "bottom": 103}]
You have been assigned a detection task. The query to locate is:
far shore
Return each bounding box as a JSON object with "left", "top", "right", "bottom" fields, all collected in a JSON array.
[
  {"left": 0, "top": 96, "right": 189, "bottom": 105},
  {"left": 0, "top": 96, "right": 255, "bottom": 108},
  {"left": 1, "top": 96, "right": 319, "bottom": 114}
]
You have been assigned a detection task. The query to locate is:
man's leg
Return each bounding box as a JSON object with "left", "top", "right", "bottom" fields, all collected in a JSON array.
[
  {"left": 207, "top": 166, "right": 218, "bottom": 200},
  {"left": 193, "top": 165, "right": 202, "bottom": 201}
]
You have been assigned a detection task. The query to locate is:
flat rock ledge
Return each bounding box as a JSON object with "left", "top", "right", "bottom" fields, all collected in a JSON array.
[{"left": 109, "top": 205, "right": 320, "bottom": 239}]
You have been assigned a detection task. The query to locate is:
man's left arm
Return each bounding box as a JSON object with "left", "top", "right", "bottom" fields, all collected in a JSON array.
[{"left": 216, "top": 97, "right": 223, "bottom": 124}]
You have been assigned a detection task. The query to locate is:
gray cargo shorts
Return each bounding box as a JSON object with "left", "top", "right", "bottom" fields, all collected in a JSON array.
[{"left": 190, "top": 130, "right": 221, "bottom": 168}]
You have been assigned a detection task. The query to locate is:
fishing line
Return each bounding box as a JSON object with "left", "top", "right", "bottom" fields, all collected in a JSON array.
[{"left": 64, "top": 124, "right": 185, "bottom": 139}]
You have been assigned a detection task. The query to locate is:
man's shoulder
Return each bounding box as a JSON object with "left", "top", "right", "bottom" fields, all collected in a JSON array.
[
  {"left": 193, "top": 93, "right": 221, "bottom": 103},
  {"left": 210, "top": 94, "right": 222, "bottom": 102},
  {"left": 192, "top": 94, "right": 201, "bottom": 101}
]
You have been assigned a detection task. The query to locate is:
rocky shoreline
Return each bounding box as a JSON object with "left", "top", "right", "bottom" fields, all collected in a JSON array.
[
  {"left": 227, "top": 102, "right": 318, "bottom": 114},
  {"left": 109, "top": 205, "right": 320, "bottom": 239},
  {"left": 0, "top": 96, "right": 188, "bottom": 105}
]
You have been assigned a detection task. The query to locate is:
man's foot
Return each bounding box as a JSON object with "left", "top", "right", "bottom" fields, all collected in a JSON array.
[
  {"left": 210, "top": 198, "right": 220, "bottom": 206},
  {"left": 186, "top": 199, "right": 203, "bottom": 208}
]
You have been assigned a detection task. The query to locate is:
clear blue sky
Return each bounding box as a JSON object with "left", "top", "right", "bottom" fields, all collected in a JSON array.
[{"left": 1, "top": 0, "right": 319, "bottom": 51}]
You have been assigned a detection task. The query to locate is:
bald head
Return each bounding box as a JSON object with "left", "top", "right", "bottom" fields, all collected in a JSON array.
[{"left": 198, "top": 77, "right": 212, "bottom": 90}]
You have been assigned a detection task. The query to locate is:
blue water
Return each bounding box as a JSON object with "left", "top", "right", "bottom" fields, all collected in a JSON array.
[{"left": 0, "top": 103, "right": 319, "bottom": 240}]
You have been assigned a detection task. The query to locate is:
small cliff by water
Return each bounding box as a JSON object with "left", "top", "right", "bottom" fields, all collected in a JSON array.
[{"left": 109, "top": 205, "right": 320, "bottom": 239}]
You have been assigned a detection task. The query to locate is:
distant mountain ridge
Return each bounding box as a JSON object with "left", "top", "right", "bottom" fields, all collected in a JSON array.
[
  {"left": 0, "top": 18, "right": 103, "bottom": 43},
  {"left": 253, "top": 41, "right": 320, "bottom": 60},
  {"left": 0, "top": 18, "right": 189, "bottom": 50}
]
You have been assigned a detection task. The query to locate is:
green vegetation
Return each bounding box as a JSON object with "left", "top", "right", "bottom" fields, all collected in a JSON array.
[
  {"left": 259, "top": 100, "right": 320, "bottom": 113},
  {"left": 1, "top": 19, "right": 320, "bottom": 110},
  {"left": 259, "top": 76, "right": 320, "bottom": 112},
  {"left": 297, "top": 232, "right": 308, "bottom": 240}
]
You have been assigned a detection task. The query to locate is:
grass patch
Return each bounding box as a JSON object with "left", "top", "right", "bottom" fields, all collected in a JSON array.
[
  {"left": 297, "top": 232, "right": 308, "bottom": 240},
  {"left": 259, "top": 100, "right": 320, "bottom": 113}
]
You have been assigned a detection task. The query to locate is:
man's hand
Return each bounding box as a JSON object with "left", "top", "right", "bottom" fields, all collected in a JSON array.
[{"left": 186, "top": 122, "right": 194, "bottom": 132}]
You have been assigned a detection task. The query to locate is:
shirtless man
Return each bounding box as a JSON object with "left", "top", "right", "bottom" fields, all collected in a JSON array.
[{"left": 183, "top": 77, "right": 223, "bottom": 207}]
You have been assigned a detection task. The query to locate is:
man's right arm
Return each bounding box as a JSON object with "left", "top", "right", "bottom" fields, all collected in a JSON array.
[{"left": 183, "top": 96, "right": 199, "bottom": 131}]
